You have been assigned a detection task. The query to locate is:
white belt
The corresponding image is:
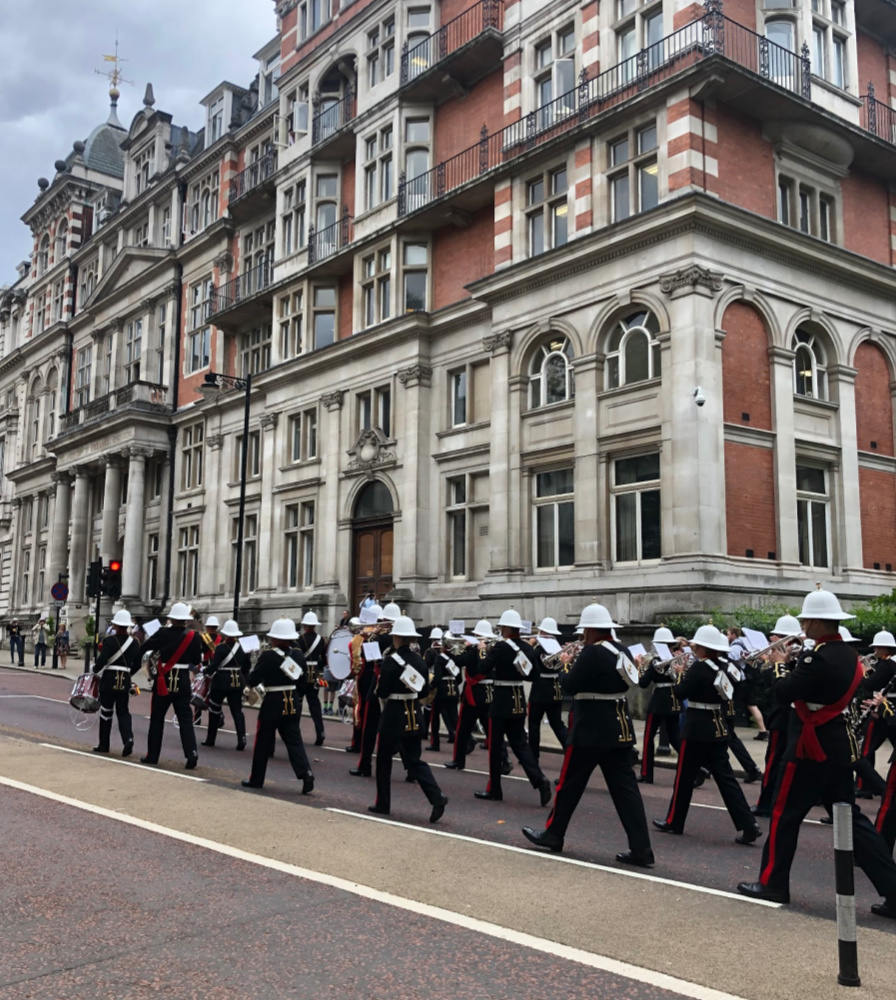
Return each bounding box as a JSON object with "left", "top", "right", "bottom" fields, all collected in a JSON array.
[
  {"left": 477, "top": 679, "right": 493, "bottom": 685},
  {"left": 574, "top": 692, "right": 627, "bottom": 701},
  {"left": 799, "top": 702, "right": 846, "bottom": 714},
  {"left": 688, "top": 702, "right": 724, "bottom": 711},
  {"left": 306, "top": 660, "right": 319, "bottom": 666},
  {"left": 168, "top": 664, "right": 190, "bottom": 670},
  {"left": 105, "top": 666, "right": 130, "bottom": 672},
  {"left": 387, "top": 693, "right": 416, "bottom": 701},
  {"left": 654, "top": 683, "right": 673, "bottom": 689},
  {"left": 494, "top": 680, "right": 524, "bottom": 687},
  {"left": 265, "top": 685, "right": 295, "bottom": 692}
]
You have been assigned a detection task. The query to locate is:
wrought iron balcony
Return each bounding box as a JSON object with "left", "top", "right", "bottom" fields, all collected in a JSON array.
[
  {"left": 311, "top": 89, "right": 356, "bottom": 157},
  {"left": 209, "top": 260, "right": 274, "bottom": 327},
  {"left": 307, "top": 205, "right": 354, "bottom": 273},
  {"left": 228, "top": 150, "right": 278, "bottom": 221},
  {"left": 861, "top": 85, "right": 896, "bottom": 146},
  {"left": 399, "top": 0, "right": 504, "bottom": 101}
]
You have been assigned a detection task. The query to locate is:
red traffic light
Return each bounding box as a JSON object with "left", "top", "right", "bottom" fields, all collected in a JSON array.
[{"left": 109, "top": 560, "right": 122, "bottom": 572}]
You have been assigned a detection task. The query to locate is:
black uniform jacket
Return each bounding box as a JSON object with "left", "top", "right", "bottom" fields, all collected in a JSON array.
[
  {"left": 765, "top": 659, "right": 793, "bottom": 732},
  {"left": 206, "top": 639, "right": 250, "bottom": 691},
  {"left": 296, "top": 630, "right": 326, "bottom": 684},
  {"left": 560, "top": 640, "right": 636, "bottom": 749},
  {"left": 376, "top": 647, "right": 430, "bottom": 736},
  {"left": 426, "top": 648, "right": 459, "bottom": 701},
  {"left": 483, "top": 638, "right": 537, "bottom": 718},
  {"left": 638, "top": 660, "right": 681, "bottom": 715},
  {"left": 94, "top": 633, "right": 142, "bottom": 691},
  {"left": 673, "top": 659, "right": 730, "bottom": 742},
  {"left": 777, "top": 638, "right": 861, "bottom": 765},
  {"left": 248, "top": 646, "right": 308, "bottom": 716},
  {"left": 139, "top": 626, "right": 204, "bottom": 695},
  {"left": 860, "top": 657, "right": 896, "bottom": 700},
  {"left": 528, "top": 641, "right": 563, "bottom": 705}
]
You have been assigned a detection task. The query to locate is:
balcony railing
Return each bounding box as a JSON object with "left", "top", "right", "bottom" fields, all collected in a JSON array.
[
  {"left": 60, "top": 382, "right": 170, "bottom": 431},
  {"left": 399, "top": 7, "right": 813, "bottom": 216},
  {"left": 229, "top": 150, "right": 278, "bottom": 205},
  {"left": 307, "top": 205, "right": 354, "bottom": 264},
  {"left": 311, "top": 88, "right": 356, "bottom": 146},
  {"left": 211, "top": 260, "right": 273, "bottom": 316},
  {"left": 861, "top": 85, "right": 896, "bottom": 146},
  {"left": 400, "top": 0, "right": 503, "bottom": 85}
]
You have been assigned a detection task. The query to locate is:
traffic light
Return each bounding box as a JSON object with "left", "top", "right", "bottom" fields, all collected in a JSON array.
[
  {"left": 101, "top": 560, "right": 123, "bottom": 599},
  {"left": 86, "top": 560, "right": 102, "bottom": 599}
]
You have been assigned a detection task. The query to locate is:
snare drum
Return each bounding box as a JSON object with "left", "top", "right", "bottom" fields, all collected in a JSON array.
[
  {"left": 69, "top": 673, "right": 100, "bottom": 713},
  {"left": 191, "top": 673, "right": 212, "bottom": 709}
]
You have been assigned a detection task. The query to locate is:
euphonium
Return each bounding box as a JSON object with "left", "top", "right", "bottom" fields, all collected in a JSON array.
[
  {"left": 543, "top": 640, "right": 584, "bottom": 671},
  {"left": 442, "top": 635, "right": 470, "bottom": 657}
]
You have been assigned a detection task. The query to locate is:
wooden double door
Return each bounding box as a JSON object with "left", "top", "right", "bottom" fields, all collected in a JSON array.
[{"left": 352, "top": 521, "right": 393, "bottom": 612}]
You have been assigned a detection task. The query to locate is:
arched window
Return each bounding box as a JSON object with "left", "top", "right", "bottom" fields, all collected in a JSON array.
[
  {"left": 354, "top": 480, "right": 394, "bottom": 520},
  {"left": 792, "top": 327, "right": 828, "bottom": 400},
  {"left": 55, "top": 220, "right": 68, "bottom": 259},
  {"left": 529, "top": 336, "right": 575, "bottom": 408},
  {"left": 201, "top": 189, "right": 213, "bottom": 229},
  {"left": 605, "top": 310, "right": 661, "bottom": 388}
]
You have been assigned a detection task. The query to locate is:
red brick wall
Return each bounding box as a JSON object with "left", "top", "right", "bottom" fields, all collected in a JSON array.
[
  {"left": 440, "top": 0, "right": 480, "bottom": 21},
  {"left": 720, "top": 0, "right": 757, "bottom": 31},
  {"left": 673, "top": 4, "right": 705, "bottom": 30},
  {"left": 434, "top": 69, "right": 503, "bottom": 165},
  {"left": 856, "top": 30, "right": 889, "bottom": 99},
  {"left": 721, "top": 302, "right": 772, "bottom": 430},
  {"left": 338, "top": 272, "right": 354, "bottom": 340},
  {"left": 854, "top": 341, "right": 895, "bottom": 456},
  {"left": 859, "top": 467, "right": 896, "bottom": 570},
  {"left": 841, "top": 169, "right": 891, "bottom": 265},
  {"left": 714, "top": 107, "right": 776, "bottom": 219},
  {"left": 432, "top": 204, "right": 494, "bottom": 310},
  {"left": 342, "top": 159, "right": 356, "bottom": 217},
  {"left": 725, "top": 442, "right": 777, "bottom": 559}
]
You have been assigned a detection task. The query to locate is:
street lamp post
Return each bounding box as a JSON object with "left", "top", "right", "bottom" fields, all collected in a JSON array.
[{"left": 196, "top": 370, "right": 252, "bottom": 623}]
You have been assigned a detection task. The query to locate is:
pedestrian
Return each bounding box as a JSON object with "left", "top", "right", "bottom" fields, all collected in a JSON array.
[
  {"left": 31, "top": 618, "right": 49, "bottom": 668},
  {"left": 359, "top": 590, "right": 376, "bottom": 613},
  {"left": 55, "top": 621, "right": 70, "bottom": 670},
  {"left": 8, "top": 619, "right": 24, "bottom": 666},
  {"left": 92, "top": 609, "right": 142, "bottom": 756},
  {"left": 201, "top": 619, "right": 249, "bottom": 751}
]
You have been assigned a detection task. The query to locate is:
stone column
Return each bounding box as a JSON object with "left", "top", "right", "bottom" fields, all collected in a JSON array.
[
  {"left": 121, "top": 447, "right": 149, "bottom": 598},
  {"left": 483, "top": 331, "right": 514, "bottom": 574},
  {"left": 319, "top": 391, "right": 345, "bottom": 590},
  {"left": 68, "top": 468, "right": 91, "bottom": 599},
  {"left": 49, "top": 472, "right": 72, "bottom": 579},
  {"left": 396, "top": 364, "right": 433, "bottom": 589},
  {"left": 572, "top": 355, "right": 600, "bottom": 568},
  {"left": 204, "top": 432, "right": 225, "bottom": 598},
  {"left": 258, "top": 412, "right": 278, "bottom": 592},
  {"left": 831, "top": 365, "right": 863, "bottom": 571},
  {"left": 100, "top": 459, "right": 122, "bottom": 562},
  {"left": 769, "top": 346, "right": 800, "bottom": 565}
]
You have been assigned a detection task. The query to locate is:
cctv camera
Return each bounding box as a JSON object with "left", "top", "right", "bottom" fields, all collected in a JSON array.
[{"left": 692, "top": 387, "right": 706, "bottom": 407}]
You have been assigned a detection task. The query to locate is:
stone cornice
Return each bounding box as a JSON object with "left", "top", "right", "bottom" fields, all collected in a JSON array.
[{"left": 397, "top": 364, "right": 433, "bottom": 387}]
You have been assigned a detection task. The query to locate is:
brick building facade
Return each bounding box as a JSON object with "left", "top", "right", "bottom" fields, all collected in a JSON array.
[{"left": 1, "top": 0, "right": 895, "bottom": 635}]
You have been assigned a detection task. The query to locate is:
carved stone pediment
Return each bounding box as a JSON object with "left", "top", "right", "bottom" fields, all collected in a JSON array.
[{"left": 346, "top": 428, "right": 396, "bottom": 473}]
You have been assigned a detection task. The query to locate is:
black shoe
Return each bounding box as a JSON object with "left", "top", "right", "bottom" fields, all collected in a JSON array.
[
  {"left": 185, "top": 755, "right": 198, "bottom": 770},
  {"left": 429, "top": 795, "right": 448, "bottom": 824},
  {"left": 653, "top": 819, "right": 682, "bottom": 835},
  {"left": 538, "top": 778, "right": 552, "bottom": 807},
  {"left": 345, "top": 745, "right": 360, "bottom": 753},
  {"left": 616, "top": 850, "right": 655, "bottom": 868},
  {"left": 444, "top": 761, "right": 464, "bottom": 770},
  {"left": 350, "top": 767, "right": 372, "bottom": 777},
  {"left": 200, "top": 740, "right": 215, "bottom": 747},
  {"left": 314, "top": 735, "right": 325, "bottom": 746},
  {"left": 241, "top": 779, "right": 263, "bottom": 789},
  {"left": 754, "top": 732, "right": 769, "bottom": 742},
  {"left": 655, "top": 746, "right": 672, "bottom": 757},
  {"left": 856, "top": 790, "right": 874, "bottom": 800},
  {"left": 501, "top": 761, "right": 514, "bottom": 776},
  {"left": 466, "top": 739, "right": 476, "bottom": 754},
  {"left": 743, "top": 770, "right": 762, "bottom": 785},
  {"left": 819, "top": 814, "right": 833, "bottom": 825},
  {"left": 553, "top": 778, "right": 560, "bottom": 787},
  {"left": 474, "top": 790, "right": 502, "bottom": 801},
  {"left": 735, "top": 824, "right": 763, "bottom": 845},
  {"left": 425, "top": 744, "right": 439, "bottom": 752},
  {"left": 302, "top": 772, "right": 315, "bottom": 795},
  {"left": 121, "top": 742, "right": 133, "bottom": 758},
  {"left": 521, "top": 826, "right": 563, "bottom": 853},
  {"left": 368, "top": 805, "right": 389, "bottom": 815},
  {"left": 236, "top": 740, "right": 246, "bottom": 751},
  {"left": 751, "top": 806, "right": 771, "bottom": 817},
  {"left": 139, "top": 757, "right": 157, "bottom": 765},
  {"left": 693, "top": 770, "right": 707, "bottom": 788},
  {"left": 637, "top": 775, "right": 653, "bottom": 784},
  {"left": 405, "top": 773, "right": 416, "bottom": 783},
  {"left": 737, "top": 881, "right": 789, "bottom": 904},
  {"left": 92, "top": 746, "right": 109, "bottom": 754},
  {"left": 870, "top": 899, "right": 896, "bottom": 919}
]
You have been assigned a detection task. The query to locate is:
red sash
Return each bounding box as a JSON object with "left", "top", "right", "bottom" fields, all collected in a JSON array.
[
  {"left": 793, "top": 651, "right": 863, "bottom": 762},
  {"left": 157, "top": 631, "right": 195, "bottom": 696}
]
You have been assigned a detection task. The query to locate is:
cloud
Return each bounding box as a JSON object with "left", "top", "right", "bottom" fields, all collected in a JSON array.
[{"left": 0, "top": 0, "right": 276, "bottom": 278}]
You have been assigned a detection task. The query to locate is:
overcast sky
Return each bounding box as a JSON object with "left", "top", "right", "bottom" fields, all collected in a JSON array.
[{"left": 0, "top": 0, "right": 277, "bottom": 282}]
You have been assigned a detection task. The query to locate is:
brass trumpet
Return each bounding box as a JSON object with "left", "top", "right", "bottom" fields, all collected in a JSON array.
[
  {"left": 649, "top": 649, "right": 693, "bottom": 677},
  {"left": 542, "top": 640, "right": 584, "bottom": 671},
  {"left": 860, "top": 653, "right": 878, "bottom": 674},
  {"left": 744, "top": 636, "right": 804, "bottom": 668}
]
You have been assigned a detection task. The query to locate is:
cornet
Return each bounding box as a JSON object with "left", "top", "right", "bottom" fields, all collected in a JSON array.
[
  {"left": 542, "top": 640, "right": 583, "bottom": 671},
  {"left": 647, "top": 648, "right": 693, "bottom": 678},
  {"left": 860, "top": 653, "right": 878, "bottom": 675}
]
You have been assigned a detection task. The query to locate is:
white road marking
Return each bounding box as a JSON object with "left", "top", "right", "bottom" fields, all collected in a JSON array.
[
  {"left": 38, "top": 743, "right": 207, "bottom": 781},
  {"left": 0, "top": 694, "right": 71, "bottom": 704},
  {"left": 326, "top": 808, "right": 780, "bottom": 907},
  {"left": 0, "top": 774, "right": 751, "bottom": 1000}
]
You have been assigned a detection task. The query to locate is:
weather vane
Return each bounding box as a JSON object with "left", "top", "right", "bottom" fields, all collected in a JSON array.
[{"left": 95, "top": 33, "right": 133, "bottom": 96}]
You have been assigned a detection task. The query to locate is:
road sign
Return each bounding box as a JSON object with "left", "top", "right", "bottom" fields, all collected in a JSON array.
[{"left": 50, "top": 582, "right": 69, "bottom": 602}]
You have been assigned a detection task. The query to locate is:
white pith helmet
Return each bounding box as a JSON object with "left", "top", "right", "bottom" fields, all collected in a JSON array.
[
  {"left": 267, "top": 618, "right": 299, "bottom": 641},
  {"left": 798, "top": 589, "right": 854, "bottom": 621},
  {"left": 577, "top": 603, "right": 619, "bottom": 630},
  {"left": 382, "top": 602, "right": 401, "bottom": 622},
  {"left": 221, "top": 620, "right": 243, "bottom": 638},
  {"left": 369, "top": 604, "right": 384, "bottom": 619},
  {"left": 839, "top": 626, "right": 858, "bottom": 643},
  {"left": 772, "top": 615, "right": 802, "bottom": 637},
  {"left": 537, "top": 617, "right": 561, "bottom": 635},
  {"left": 391, "top": 615, "right": 421, "bottom": 638},
  {"left": 430, "top": 627, "right": 444, "bottom": 641},
  {"left": 653, "top": 626, "right": 675, "bottom": 643},
  {"left": 301, "top": 611, "right": 321, "bottom": 627},
  {"left": 872, "top": 630, "right": 896, "bottom": 648},
  {"left": 472, "top": 619, "right": 495, "bottom": 639},
  {"left": 498, "top": 608, "right": 522, "bottom": 629},
  {"left": 205, "top": 616, "right": 220, "bottom": 628},
  {"left": 167, "top": 602, "right": 192, "bottom": 621},
  {"left": 349, "top": 617, "right": 361, "bottom": 626},
  {"left": 690, "top": 624, "right": 730, "bottom": 652},
  {"left": 111, "top": 610, "right": 132, "bottom": 628}
]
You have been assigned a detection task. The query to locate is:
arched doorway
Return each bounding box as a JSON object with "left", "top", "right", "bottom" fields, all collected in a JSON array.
[{"left": 352, "top": 480, "right": 394, "bottom": 612}]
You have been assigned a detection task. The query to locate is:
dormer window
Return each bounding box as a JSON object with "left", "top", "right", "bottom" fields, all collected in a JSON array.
[
  {"left": 134, "top": 144, "right": 155, "bottom": 195},
  {"left": 209, "top": 98, "right": 225, "bottom": 143}
]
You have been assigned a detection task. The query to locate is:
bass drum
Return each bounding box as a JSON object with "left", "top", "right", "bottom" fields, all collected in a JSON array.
[{"left": 325, "top": 626, "right": 353, "bottom": 681}]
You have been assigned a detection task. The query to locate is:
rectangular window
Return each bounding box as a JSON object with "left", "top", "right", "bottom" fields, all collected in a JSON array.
[
  {"left": 239, "top": 324, "right": 272, "bottom": 377},
  {"left": 181, "top": 423, "right": 204, "bottom": 491},
  {"left": 796, "top": 464, "right": 830, "bottom": 567},
  {"left": 451, "top": 370, "right": 467, "bottom": 426},
  {"left": 288, "top": 408, "right": 318, "bottom": 462},
  {"left": 177, "top": 525, "right": 200, "bottom": 598},
  {"left": 446, "top": 475, "right": 469, "bottom": 577},
  {"left": 613, "top": 453, "right": 661, "bottom": 563},
  {"left": 361, "top": 248, "right": 392, "bottom": 327},
  {"left": 146, "top": 533, "right": 159, "bottom": 598},
  {"left": 525, "top": 165, "right": 569, "bottom": 257},
  {"left": 236, "top": 430, "right": 261, "bottom": 479},
  {"left": 279, "top": 291, "right": 303, "bottom": 359},
  {"left": 75, "top": 346, "right": 92, "bottom": 408},
  {"left": 312, "top": 286, "right": 336, "bottom": 349},
  {"left": 609, "top": 122, "right": 658, "bottom": 223},
  {"left": 188, "top": 328, "right": 211, "bottom": 373},
  {"left": 233, "top": 513, "right": 258, "bottom": 593},
  {"left": 156, "top": 302, "right": 166, "bottom": 383},
  {"left": 534, "top": 469, "right": 575, "bottom": 568},
  {"left": 125, "top": 318, "right": 142, "bottom": 383},
  {"left": 831, "top": 35, "right": 845, "bottom": 89},
  {"left": 402, "top": 243, "right": 427, "bottom": 312}
]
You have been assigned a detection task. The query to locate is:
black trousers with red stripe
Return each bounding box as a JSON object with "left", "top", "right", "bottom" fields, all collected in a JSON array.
[
  {"left": 249, "top": 711, "right": 310, "bottom": 787},
  {"left": 640, "top": 712, "right": 681, "bottom": 780},
  {"left": 428, "top": 694, "right": 458, "bottom": 749},
  {"left": 452, "top": 695, "right": 509, "bottom": 769},
  {"left": 374, "top": 730, "right": 443, "bottom": 814},
  {"left": 547, "top": 745, "right": 652, "bottom": 853},
  {"left": 527, "top": 699, "right": 569, "bottom": 760},
  {"left": 758, "top": 757, "right": 896, "bottom": 897},
  {"left": 487, "top": 713, "right": 545, "bottom": 798},
  {"left": 663, "top": 739, "right": 755, "bottom": 834},
  {"left": 874, "top": 762, "right": 896, "bottom": 853},
  {"left": 357, "top": 694, "right": 382, "bottom": 771},
  {"left": 755, "top": 729, "right": 787, "bottom": 813},
  {"left": 856, "top": 718, "right": 891, "bottom": 795},
  {"left": 726, "top": 716, "right": 759, "bottom": 776}
]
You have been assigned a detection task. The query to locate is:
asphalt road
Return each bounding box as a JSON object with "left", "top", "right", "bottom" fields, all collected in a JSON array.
[{"left": 1, "top": 666, "right": 894, "bottom": 1000}]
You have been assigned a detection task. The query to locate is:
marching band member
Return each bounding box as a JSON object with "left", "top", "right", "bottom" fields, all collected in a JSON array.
[
  {"left": 201, "top": 619, "right": 250, "bottom": 751},
  {"left": 350, "top": 604, "right": 393, "bottom": 777},
  {"left": 296, "top": 611, "right": 326, "bottom": 746},
  {"left": 425, "top": 628, "right": 459, "bottom": 752},
  {"left": 738, "top": 590, "right": 896, "bottom": 917},
  {"left": 526, "top": 617, "right": 569, "bottom": 762},
  {"left": 346, "top": 617, "right": 367, "bottom": 750},
  {"left": 138, "top": 602, "right": 204, "bottom": 769},
  {"left": 726, "top": 627, "right": 768, "bottom": 741},
  {"left": 654, "top": 625, "right": 761, "bottom": 843},
  {"left": 752, "top": 616, "right": 802, "bottom": 817},
  {"left": 369, "top": 615, "right": 448, "bottom": 822},
  {"left": 637, "top": 626, "right": 683, "bottom": 784},
  {"left": 873, "top": 692, "right": 896, "bottom": 853},
  {"left": 194, "top": 615, "right": 222, "bottom": 726},
  {"left": 92, "top": 609, "right": 142, "bottom": 757},
  {"left": 721, "top": 647, "right": 764, "bottom": 785},
  {"left": 855, "top": 630, "right": 896, "bottom": 798},
  {"left": 474, "top": 608, "right": 551, "bottom": 806},
  {"left": 242, "top": 618, "right": 314, "bottom": 794},
  {"left": 523, "top": 602, "right": 654, "bottom": 866}
]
